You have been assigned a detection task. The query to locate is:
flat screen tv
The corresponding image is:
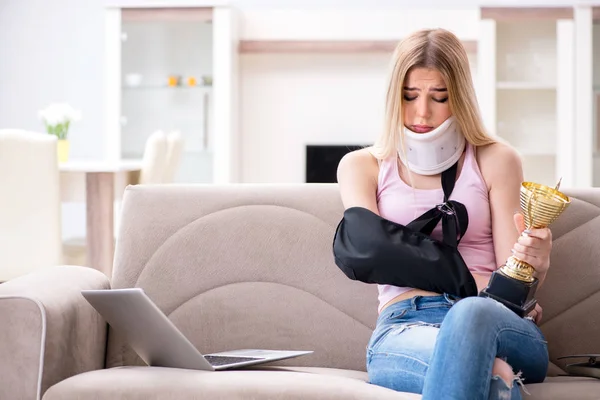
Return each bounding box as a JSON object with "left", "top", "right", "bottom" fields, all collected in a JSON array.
[{"left": 305, "top": 144, "right": 370, "bottom": 183}]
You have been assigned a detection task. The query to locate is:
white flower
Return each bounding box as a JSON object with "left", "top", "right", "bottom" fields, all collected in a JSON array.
[
  {"left": 39, "top": 103, "right": 82, "bottom": 126},
  {"left": 38, "top": 102, "right": 82, "bottom": 139}
]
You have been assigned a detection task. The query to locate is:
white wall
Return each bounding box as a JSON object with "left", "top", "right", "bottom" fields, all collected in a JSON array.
[
  {"left": 238, "top": 6, "right": 480, "bottom": 183},
  {"left": 0, "top": 0, "right": 106, "bottom": 159},
  {"left": 240, "top": 52, "right": 478, "bottom": 183},
  {"left": 0, "top": 0, "right": 107, "bottom": 240},
  {"left": 240, "top": 53, "right": 389, "bottom": 183}
]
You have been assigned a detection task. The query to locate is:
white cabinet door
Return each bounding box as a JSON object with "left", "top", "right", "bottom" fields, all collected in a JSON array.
[
  {"left": 478, "top": 11, "right": 577, "bottom": 188},
  {"left": 573, "top": 6, "right": 594, "bottom": 188},
  {"left": 103, "top": 4, "right": 239, "bottom": 183}
]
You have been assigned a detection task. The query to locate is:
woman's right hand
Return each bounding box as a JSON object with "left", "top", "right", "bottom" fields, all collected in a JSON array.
[{"left": 527, "top": 303, "right": 543, "bottom": 325}]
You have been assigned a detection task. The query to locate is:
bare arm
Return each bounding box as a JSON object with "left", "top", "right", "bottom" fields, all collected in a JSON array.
[
  {"left": 337, "top": 148, "right": 380, "bottom": 215},
  {"left": 476, "top": 143, "right": 525, "bottom": 291},
  {"left": 479, "top": 142, "right": 551, "bottom": 323}
]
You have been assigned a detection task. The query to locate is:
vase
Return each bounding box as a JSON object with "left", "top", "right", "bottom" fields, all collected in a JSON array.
[{"left": 57, "top": 139, "right": 70, "bottom": 163}]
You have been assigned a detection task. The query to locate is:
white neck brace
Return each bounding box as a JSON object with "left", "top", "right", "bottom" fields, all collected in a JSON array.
[{"left": 398, "top": 116, "right": 465, "bottom": 176}]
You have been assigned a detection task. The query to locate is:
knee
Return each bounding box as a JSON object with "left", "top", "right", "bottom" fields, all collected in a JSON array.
[
  {"left": 445, "top": 296, "right": 505, "bottom": 328},
  {"left": 492, "top": 358, "right": 515, "bottom": 388}
]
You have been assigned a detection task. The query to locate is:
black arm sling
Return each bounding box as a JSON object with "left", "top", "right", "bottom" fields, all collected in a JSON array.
[{"left": 332, "top": 161, "right": 478, "bottom": 299}]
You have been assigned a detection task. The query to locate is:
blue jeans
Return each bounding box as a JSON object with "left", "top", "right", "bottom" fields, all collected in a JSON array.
[{"left": 366, "top": 295, "right": 548, "bottom": 400}]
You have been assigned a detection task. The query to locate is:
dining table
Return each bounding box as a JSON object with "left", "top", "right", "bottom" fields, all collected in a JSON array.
[{"left": 59, "top": 159, "right": 143, "bottom": 277}]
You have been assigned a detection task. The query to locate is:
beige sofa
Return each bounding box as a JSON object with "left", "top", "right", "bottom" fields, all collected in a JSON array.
[{"left": 2, "top": 184, "right": 600, "bottom": 399}]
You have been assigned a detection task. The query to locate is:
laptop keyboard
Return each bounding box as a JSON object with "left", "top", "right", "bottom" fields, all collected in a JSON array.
[{"left": 204, "top": 355, "right": 265, "bottom": 366}]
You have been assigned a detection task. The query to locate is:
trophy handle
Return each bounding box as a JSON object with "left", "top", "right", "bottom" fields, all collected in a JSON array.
[{"left": 524, "top": 190, "right": 536, "bottom": 231}]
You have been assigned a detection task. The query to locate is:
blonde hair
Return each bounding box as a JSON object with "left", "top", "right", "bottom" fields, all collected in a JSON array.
[{"left": 371, "top": 28, "right": 496, "bottom": 160}]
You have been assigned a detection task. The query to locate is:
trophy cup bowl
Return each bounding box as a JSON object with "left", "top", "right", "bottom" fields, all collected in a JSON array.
[{"left": 479, "top": 181, "right": 571, "bottom": 317}]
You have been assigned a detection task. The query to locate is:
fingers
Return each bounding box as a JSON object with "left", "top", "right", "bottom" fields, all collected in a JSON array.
[
  {"left": 523, "top": 227, "right": 552, "bottom": 241},
  {"left": 516, "top": 235, "right": 540, "bottom": 250},
  {"left": 511, "top": 248, "right": 538, "bottom": 267},
  {"left": 514, "top": 213, "right": 526, "bottom": 234},
  {"left": 510, "top": 221, "right": 552, "bottom": 273},
  {"left": 512, "top": 232, "right": 551, "bottom": 270},
  {"left": 515, "top": 228, "right": 552, "bottom": 250},
  {"left": 513, "top": 241, "right": 546, "bottom": 256},
  {"left": 527, "top": 304, "right": 543, "bottom": 325},
  {"left": 534, "top": 304, "right": 543, "bottom": 324},
  {"left": 536, "top": 309, "right": 543, "bottom": 324}
]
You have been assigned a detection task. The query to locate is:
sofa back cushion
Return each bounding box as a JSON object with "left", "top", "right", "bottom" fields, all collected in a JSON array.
[
  {"left": 106, "top": 184, "right": 379, "bottom": 371},
  {"left": 535, "top": 188, "right": 600, "bottom": 371},
  {"left": 106, "top": 184, "right": 600, "bottom": 373}
]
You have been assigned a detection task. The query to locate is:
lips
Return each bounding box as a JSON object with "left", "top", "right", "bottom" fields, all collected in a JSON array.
[{"left": 411, "top": 125, "right": 434, "bottom": 133}]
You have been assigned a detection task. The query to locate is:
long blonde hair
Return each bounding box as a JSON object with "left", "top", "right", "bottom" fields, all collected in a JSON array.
[{"left": 371, "top": 28, "right": 495, "bottom": 160}]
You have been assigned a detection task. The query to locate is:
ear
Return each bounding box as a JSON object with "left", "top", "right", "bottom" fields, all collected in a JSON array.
[{"left": 514, "top": 212, "right": 526, "bottom": 235}]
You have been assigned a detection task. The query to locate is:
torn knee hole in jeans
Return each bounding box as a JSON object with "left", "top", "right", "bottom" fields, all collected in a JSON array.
[
  {"left": 390, "top": 321, "right": 441, "bottom": 335},
  {"left": 491, "top": 370, "right": 529, "bottom": 396}
]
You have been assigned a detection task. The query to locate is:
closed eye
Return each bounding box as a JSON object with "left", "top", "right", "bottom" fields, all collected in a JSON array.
[{"left": 403, "top": 95, "right": 448, "bottom": 103}]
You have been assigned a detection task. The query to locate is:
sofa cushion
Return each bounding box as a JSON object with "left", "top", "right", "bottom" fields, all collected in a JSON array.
[
  {"left": 41, "top": 365, "right": 600, "bottom": 400},
  {"left": 525, "top": 376, "right": 600, "bottom": 399},
  {"left": 247, "top": 373, "right": 600, "bottom": 400},
  {"left": 42, "top": 366, "right": 420, "bottom": 400}
]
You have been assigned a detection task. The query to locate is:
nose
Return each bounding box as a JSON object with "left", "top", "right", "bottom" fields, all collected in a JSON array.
[{"left": 415, "top": 96, "right": 431, "bottom": 120}]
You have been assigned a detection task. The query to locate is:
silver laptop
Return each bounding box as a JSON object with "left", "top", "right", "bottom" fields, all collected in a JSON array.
[{"left": 81, "top": 288, "right": 313, "bottom": 371}]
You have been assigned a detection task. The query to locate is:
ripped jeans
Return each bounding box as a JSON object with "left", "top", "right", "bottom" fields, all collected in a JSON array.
[{"left": 366, "top": 294, "right": 549, "bottom": 400}]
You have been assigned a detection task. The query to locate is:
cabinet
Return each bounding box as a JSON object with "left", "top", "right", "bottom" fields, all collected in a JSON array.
[
  {"left": 593, "top": 14, "right": 600, "bottom": 186},
  {"left": 478, "top": 9, "right": 576, "bottom": 187},
  {"left": 103, "top": 2, "right": 239, "bottom": 183}
]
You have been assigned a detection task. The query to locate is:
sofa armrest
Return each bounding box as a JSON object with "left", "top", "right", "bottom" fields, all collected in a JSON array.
[{"left": 0, "top": 265, "right": 110, "bottom": 400}]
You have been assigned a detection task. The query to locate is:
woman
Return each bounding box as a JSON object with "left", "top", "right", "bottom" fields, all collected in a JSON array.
[{"left": 337, "top": 29, "right": 552, "bottom": 400}]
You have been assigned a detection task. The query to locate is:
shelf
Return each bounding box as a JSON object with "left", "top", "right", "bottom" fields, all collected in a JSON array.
[
  {"left": 497, "top": 81, "right": 555, "bottom": 90},
  {"left": 239, "top": 40, "right": 478, "bottom": 54},
  {"left": 122, "top": 85, "right": 212, "bottom": 90}
]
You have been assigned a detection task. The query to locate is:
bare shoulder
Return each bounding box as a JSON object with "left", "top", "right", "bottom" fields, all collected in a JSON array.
[
  {"left": 475, "top": 141, "right": 524, "bottom": 191},
  {"left": 337, "top": 147, "right": 379, "bottom": 180},
  {"left": 337, "top": 147, "right": 381, "bottom": 213}
]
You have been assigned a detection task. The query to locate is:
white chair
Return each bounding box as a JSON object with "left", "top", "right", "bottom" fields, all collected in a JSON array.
[
  {"left": 0, "top": 129, "right": 62, "bottom": 282},
  {"left": 62, "top": 130, "right": 175, "bottom": 267},
  {"left": 162, "top": 130, "right": 185, "bottom": 183},
  {"left": 138, "top": 130, "right": 169, "bottom": 184}
]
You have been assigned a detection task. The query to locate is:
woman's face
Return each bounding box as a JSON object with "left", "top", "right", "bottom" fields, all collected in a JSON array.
[{"left": 402, "top": 67, "right": 451, "bottom": 134}]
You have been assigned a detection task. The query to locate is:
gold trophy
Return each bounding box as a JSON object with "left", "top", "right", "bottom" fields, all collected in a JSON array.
[{"left": 479, "top": 179, "right": 571, "bottom": 317}]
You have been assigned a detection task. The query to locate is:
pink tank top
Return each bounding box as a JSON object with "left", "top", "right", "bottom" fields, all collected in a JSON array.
[{"left": 376, "top": 143, "right": 496, "bottom": 312}]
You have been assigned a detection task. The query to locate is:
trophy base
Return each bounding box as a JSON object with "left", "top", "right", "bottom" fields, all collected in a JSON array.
[{"left": 478, "top": 269, "right": 538, "bottom": 318}]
